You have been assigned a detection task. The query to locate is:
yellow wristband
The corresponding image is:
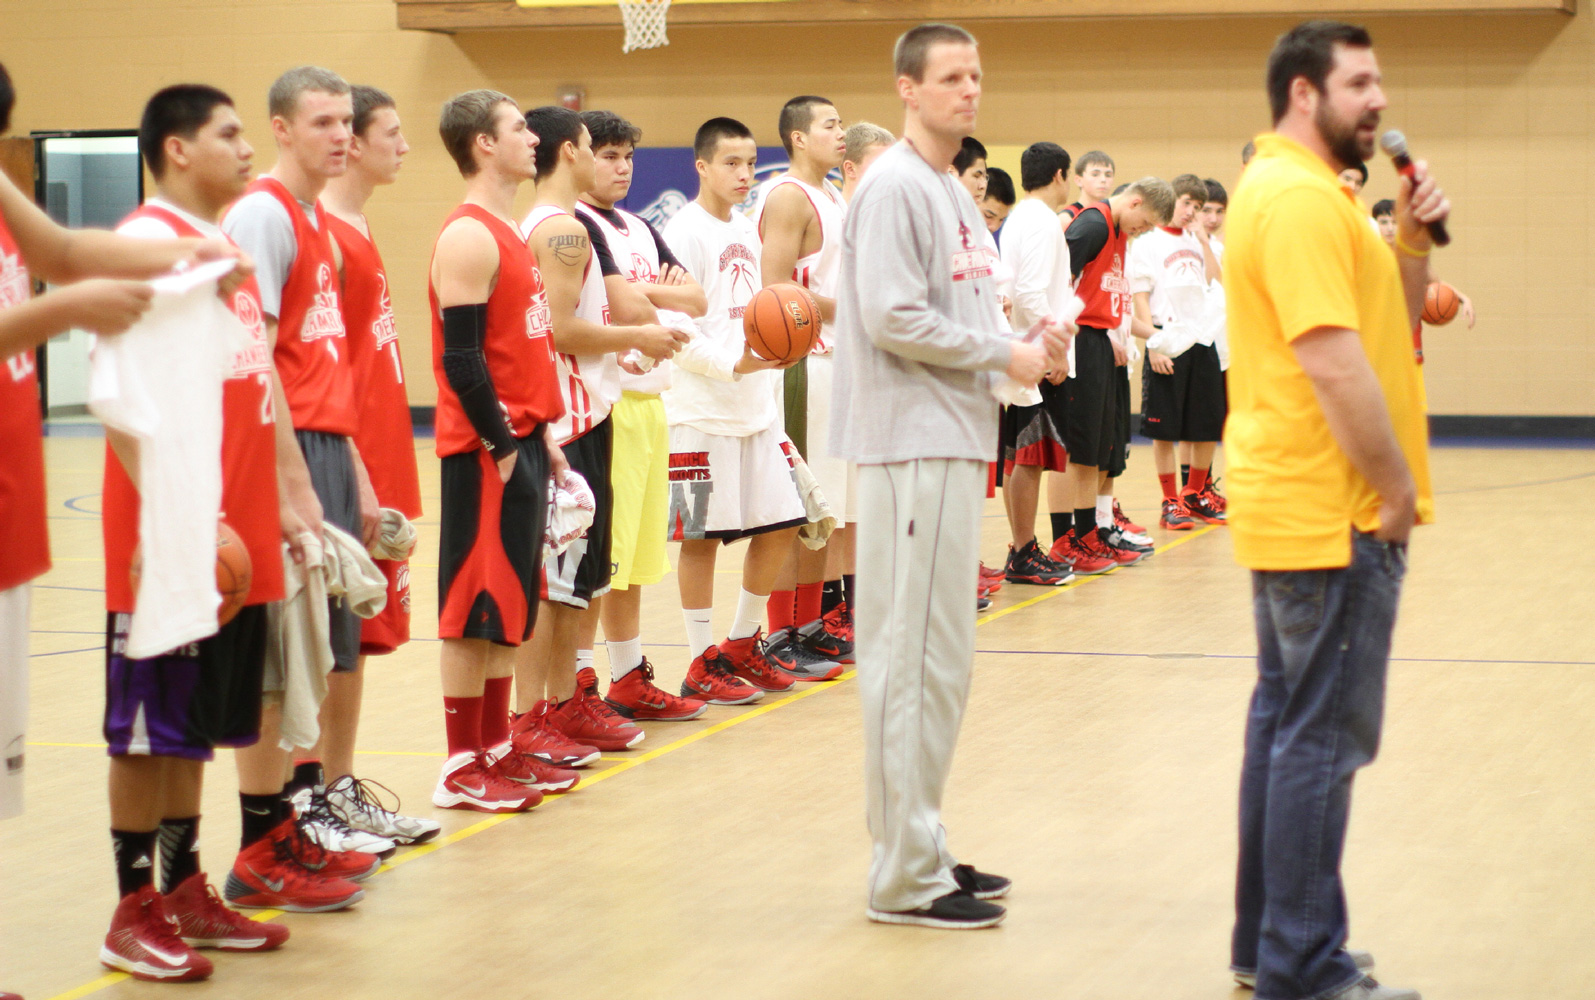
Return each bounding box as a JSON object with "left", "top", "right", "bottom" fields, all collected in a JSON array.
[{"left": 1395, "top": 234, "right": 1431, "bottom": 258}]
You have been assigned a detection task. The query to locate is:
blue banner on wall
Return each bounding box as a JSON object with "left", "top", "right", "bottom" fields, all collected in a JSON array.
[{"left": 620, "top": 146, "right": 840, "bottom": 231}]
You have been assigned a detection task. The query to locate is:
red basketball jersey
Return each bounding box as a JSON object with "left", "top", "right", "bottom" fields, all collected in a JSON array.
[
  {"left": 327, "top": 213, "right": 421, "bottom": 517},
  {"left": 1073, "top": 203, "right": 1131, "bottom": 331},
  {"left": 237, "top": 177, "right": 357, "bottom": 436},
  {"left": 101, "top": 204, "right": 284, "bottom": 612},
  {"left": 430, "top": 204, "right": 563, "bottom": 458},
  {"left": 0, "top": 213, "right": 50, "bottom": 592}
]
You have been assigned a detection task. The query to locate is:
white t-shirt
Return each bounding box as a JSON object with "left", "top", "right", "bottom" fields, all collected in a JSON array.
[
  {"left": 1128, "top": 226, "right": 1213, "bottom": 358},
  {"left": 221, "top": 189, "right": 318, "bottom": 319},
  {"left": 93, "top": 211, "right": 247, "bottom": 658},
  {"left": 999, "top": 198, "right": 1073, "bottom": 334},
  {"left": 1208, "top": 236, "right": 1229, "bottom": 370},
  {"left": 661, "top": 201, "right": 778, "bottom": 437},
  {"left": 521, "top": 205, "right": 622, "bottom": 444}
]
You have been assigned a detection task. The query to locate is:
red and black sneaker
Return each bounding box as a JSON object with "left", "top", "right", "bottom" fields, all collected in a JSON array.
[
  {"left": 1159, "top": 497, "right": 1197, "bottom": 530},
  {"left": 276, "top": 817, "right": 381, "bottom": 882},
  {"left": 165, "top": 872, "right": 289, "bottom": 951},
  {"left": 1181, "top": 488, "right": 1226, "bottom": 524},
  {"left": 605, "top": 659, "right": 708, "bottom": 720},
  {"left": 1100, "top": 525, "right": 1153, "bottom": 560},
  {"left": 1004, "top": 539, "right": 1073, "bottom": 586},
  {"left": 719, "top": 631, "right": 797, "bottom": 693},
  {"left": 511, "top": 700, "right": 602, "bottom": 768},
  {"left": 820, "top": 601, "right": 856, "bottom": 658},
  {"left": 681, "top": 645, "right": 764, "bottom": 705},
  {"left": 485, "top": 744, "right": 580, "bottom": 793},
  {"left": 224, "top": 828, "right": 364, "bottom": 912},
  {"left": 1049, "top": 530, "right": 1116, "bottom": 575},
  {"left": 552, "top": 667, "right": 646, "bottom": 751},
  {"left": 1112, "top": 500, "right": 1148, "bottom": 538},
  {"left": 100, "top": 886, "right": 214, "bottom": 982},
  {"left": 1081, "top": 526, "right": 1142, "bottom": 566}
]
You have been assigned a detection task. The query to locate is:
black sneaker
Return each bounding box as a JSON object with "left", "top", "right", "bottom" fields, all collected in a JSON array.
[
  {"left": 1100, "top": 525, "right": 1153, "bottom": 560},
  {"left": 952, "top": 864, "right": 1012, "bottom": 900},
  {"left": 977, "top": 595, "right": 993, "bottom": 613},
  {"left": 1004, "top": 539, "right": 1074, "bottom": 586},
  {"left": 797, "top": 616, "right": 852, "bottom": 662},
  {"left": 1181, "top": 488, "right": 1226, "bottom": 524},
  {"left": 867, "top": 890, "right": 1006, "bottom": 929},
  {"left": 766, "top": 627, "right": 843, "bottom": 681}
]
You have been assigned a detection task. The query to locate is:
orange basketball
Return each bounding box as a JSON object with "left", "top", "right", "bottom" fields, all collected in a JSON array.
[
  {"left": 1423, "top": 282, "right": 1459, "bottom": 326},
  {"left": 743, "top": 283, "right": 821, "bottom": 364},
  {"left": 130, "top": 521, "right": 253, "bottom": 626}
]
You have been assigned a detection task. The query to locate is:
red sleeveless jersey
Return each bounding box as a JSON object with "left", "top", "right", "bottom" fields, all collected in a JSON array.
[
  {"left": 1073, "top": 203, "right": 1131, "bottom": 331},
  {"left": 239, "top": 177, "right": 357, "bottom": 435},
  {"left": 327, "top": 213, "right": 421, "bottom": 517},
  {"left": 429, "top": 204, "right": 563, "bottom": 458},
  {"left": 101, "top": 204, "right": 284, "bottom": 612},
  {"left": 0, "top": 213, "right": 50, "bottom": 592}
]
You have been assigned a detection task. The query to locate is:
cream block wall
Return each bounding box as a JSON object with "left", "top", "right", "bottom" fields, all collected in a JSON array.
[{"left": 2, "top": 1, "right": 1587, "bottom": 414}]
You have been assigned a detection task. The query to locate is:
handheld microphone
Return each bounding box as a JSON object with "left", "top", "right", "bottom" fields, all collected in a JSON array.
[{"left": 1378, "top": 131, "right": 1450, "bottom": 247}]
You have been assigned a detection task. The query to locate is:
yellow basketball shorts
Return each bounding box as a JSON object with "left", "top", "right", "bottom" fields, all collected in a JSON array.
[{"left": 608, "top": 391, "right": 671, "bottom": 590}]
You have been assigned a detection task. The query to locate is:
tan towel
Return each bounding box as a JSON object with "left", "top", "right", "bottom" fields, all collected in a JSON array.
[{"left": 791, "top": 450, "right": 837, "bottom": 551}]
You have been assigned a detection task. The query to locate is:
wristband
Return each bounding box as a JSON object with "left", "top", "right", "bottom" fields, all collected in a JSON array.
[{"left": 1394, "top": 234, "right": 1431, "bottom": 258}]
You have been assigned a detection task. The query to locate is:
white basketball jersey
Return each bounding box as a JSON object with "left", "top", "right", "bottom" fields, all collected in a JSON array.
[
  {"left": 754, "top": 174, "right": 844, "bottom": 355},
  {"left": 575, "top": 201, "right": 670, "bottom": 394},
  {"left": 521, "top": 205, "right": 622, "bottom": 444}
]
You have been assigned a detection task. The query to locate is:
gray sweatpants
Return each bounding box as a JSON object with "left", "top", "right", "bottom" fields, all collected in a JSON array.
[{"left": 856, "top": 457, "right": 984, "bottom": 913}]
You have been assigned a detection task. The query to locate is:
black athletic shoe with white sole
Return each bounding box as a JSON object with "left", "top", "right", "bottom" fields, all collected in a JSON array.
[
  {"left": 867, "top": 890, "right": 1005, "bottom": 929},
  {"left": 952, "top": 864, "right": 1012, "bottom": 900}
]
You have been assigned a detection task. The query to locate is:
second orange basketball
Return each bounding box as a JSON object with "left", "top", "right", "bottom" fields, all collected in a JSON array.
[{"left": 744, "top": 282, "right": 821, "bottom": 363}]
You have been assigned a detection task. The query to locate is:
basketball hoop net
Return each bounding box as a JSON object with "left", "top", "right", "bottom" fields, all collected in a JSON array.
[{"left": 619, "top": 0, "right": 670, "bottom": 52}]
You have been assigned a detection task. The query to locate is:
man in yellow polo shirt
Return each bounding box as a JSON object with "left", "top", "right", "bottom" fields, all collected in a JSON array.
[{"left": 1224, "top": 20, "right": 1449, "bottom": 1000}]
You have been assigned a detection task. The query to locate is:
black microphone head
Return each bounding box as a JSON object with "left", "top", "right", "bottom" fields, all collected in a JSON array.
[{"left": 1379, "top": 130, "right": 1408, "bottom": 159}]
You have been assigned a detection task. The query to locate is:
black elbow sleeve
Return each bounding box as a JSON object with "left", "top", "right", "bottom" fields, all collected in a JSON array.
[{"left": 440, "top": 303, "right": 516, "bottom": 460}]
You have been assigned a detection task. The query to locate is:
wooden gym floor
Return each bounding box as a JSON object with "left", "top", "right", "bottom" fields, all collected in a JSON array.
[{"left": 2, "top": 433, "right": 1593, "bottom": 1000}]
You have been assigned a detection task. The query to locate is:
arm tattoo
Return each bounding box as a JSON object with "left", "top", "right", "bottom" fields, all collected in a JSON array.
[{"left": 548, "top": 233, "right": 588, "bottom": 267}]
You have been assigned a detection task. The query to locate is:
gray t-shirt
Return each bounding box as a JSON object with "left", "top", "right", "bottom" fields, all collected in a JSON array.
[
  {"left": 221, "top": 189, "right": 320, "bottom": 319},
  {"left": 829, "top": 141, "right": 1012, "bottom": 465}
]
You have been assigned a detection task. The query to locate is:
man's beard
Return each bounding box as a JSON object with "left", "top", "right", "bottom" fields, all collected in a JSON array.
[{"left": 1316, "top": 101, "right": 1377, "bottom": 169}]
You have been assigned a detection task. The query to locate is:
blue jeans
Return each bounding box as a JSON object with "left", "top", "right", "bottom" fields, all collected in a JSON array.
[{"left": 1231, "top": 531, "right": 1408, "bottom": 1000}]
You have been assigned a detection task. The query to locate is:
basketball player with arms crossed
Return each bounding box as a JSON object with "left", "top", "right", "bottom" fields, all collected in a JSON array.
[
  {"left": 221, "top": 69, "right": 394, "bottom": 871},
  {"left": 662, "top": 117, "right": 807, "bottom": 703},
  {"left": 757, "top": 94, "right": 850, "bottom": 679},
  {"left": 570, "top": 109, "right": 714, "bottom": 722},
  {"left": 518, "top": 106, "right": 689, "bottom": 758},
  {"left": 319, "top": 85, "right": 441, "bottom": 845},
  {"left": 428, "top": 90, "right": 568, "bottom": 812}
]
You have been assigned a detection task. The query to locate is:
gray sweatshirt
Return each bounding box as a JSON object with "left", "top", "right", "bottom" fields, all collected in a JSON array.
[{"left": 829, "top": 141, "right": 1013, "bottom": 465}]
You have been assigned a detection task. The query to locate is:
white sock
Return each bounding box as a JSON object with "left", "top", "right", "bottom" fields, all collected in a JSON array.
[
  {"left": 575, "top": 648, "right": 594, "bottom": 680},
  {"left": 1096, "top": 495, "right": 1114, "bottom": 529},
  {"left": 683, "top": 608, "right": 714, "bottom": 659},
  {"left": 606, "top": 636, "right": 644, "bottom": 683},
  {"left": 727, "top": 588, "right": 765, "bottom": 641}
]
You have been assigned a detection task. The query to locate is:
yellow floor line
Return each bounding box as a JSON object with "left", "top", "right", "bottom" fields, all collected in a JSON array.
[{"left": 42, "top": 525, "right": 1219, "bottom": 1000}]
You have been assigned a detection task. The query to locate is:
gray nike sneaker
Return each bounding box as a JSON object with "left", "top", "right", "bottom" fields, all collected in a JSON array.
[
  {"left": 765, "top": 627, "right": 842, "bottom": 681},
  {"left": 1234, "top": 949, "right": 1376, "bottom": 990},
  {"left": 1330, "top": 977, "right": 1419, "bottom": 1000}
]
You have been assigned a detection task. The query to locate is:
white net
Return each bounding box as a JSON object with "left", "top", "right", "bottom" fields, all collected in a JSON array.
[{"left": 619, "top": 0, "right": 671, "bottom": 52}]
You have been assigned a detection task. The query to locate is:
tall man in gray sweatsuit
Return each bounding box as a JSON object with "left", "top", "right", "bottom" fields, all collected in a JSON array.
[{"left": 832, "top": 22, "right": 1066, "bottom": 930}]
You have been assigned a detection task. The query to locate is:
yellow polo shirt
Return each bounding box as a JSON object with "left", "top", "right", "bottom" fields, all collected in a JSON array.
[{"left": 1223, "top": 133, "right": 1433, "bottom": 571}]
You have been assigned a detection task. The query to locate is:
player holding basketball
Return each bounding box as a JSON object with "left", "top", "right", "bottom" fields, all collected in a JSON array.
[
  {"left": 98, "top": 84, "right": 310, "bottom": 982},
  {"left": 662, "top": 117, "right": 807, "bottom": 703},
  {"left": 756, "top": 94, "right": 851, "bottom": 679},
  {"left": 835, "top": 23, "right": 1065, "bottom": 929},
  {"left": 518, "top": 105, "right": 688, "bottom": 756},
  {"left": 1226, "top": 21, "right": 1441, "bottom": 1000},
  {"left": 221, "top": 66, "right": 397, "bottom": 884},
  {"left": 569, "top": 109, "right": 714, "bottom": 723},
  {"left": 1, "top": 74, "right": 246, "bottom": 928},
  {"left": 1050, "top": 177, "right": 1172, "bottom": 575},
  {"left": 428, "top": 90, "right": 568, "bottom": 812}
]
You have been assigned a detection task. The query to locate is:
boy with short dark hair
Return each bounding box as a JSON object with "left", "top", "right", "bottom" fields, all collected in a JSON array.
[{"left": 982, "top": 166, "right": 1015, "bottom": 236}]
